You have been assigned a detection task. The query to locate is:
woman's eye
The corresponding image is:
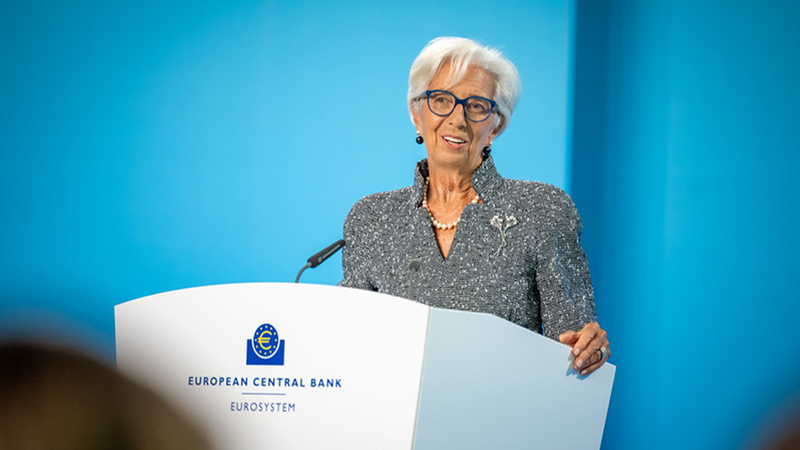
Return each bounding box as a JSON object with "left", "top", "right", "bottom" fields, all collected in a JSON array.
[{"left": 468, "top": 102, "right": 488, "bottom": 113}]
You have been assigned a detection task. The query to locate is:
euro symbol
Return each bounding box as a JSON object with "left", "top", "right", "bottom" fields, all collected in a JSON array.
[{"left": 257, "top": 330, "right": 274, "bottom": 350}]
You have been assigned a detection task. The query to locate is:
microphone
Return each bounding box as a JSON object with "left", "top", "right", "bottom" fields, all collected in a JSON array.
[{"left": 295, "top": 239, "right": 346, "bottom": 283}]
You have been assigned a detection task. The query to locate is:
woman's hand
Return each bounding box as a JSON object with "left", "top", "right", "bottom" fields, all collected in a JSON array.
[{"left": 558, "top": 322, "right": 610, "bottom": 376}]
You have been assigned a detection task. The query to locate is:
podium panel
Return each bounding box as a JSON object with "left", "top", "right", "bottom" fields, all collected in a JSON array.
[
  {"left": 413, "top": 308, "right": 615, "bottom": 450},
  {"left": 116, "top": 283, "right": 429, "bottom": 450}
]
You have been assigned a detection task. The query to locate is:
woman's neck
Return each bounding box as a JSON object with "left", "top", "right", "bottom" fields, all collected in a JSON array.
[{"left": 426, "top": 162, "right": 479, "bottom": 207}]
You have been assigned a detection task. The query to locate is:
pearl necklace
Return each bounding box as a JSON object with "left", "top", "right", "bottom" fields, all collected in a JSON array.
[{"left": 421, "top": 177, "right": 480, "bottom": 230}]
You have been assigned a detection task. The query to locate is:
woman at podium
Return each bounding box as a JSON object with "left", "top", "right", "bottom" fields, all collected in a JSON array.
[{"left": 341, "top": 37, "right": 609, "bottom": 376}]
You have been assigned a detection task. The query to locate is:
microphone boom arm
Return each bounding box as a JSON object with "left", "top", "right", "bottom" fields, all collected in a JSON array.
[{"left": 295, "top": 239, "right": 345, "bottom": 283}]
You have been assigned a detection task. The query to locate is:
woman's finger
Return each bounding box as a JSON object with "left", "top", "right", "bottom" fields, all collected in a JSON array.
[
  {"left": 571, "top": 323, "right": 599, "bottom": 357},
  {"left": 578, "top": 345, "right": 610, "bottom": 376},
  {"left": 572, "top": 323, "right": 608, "bottom": 372},
  {"left": 559, "top": 330, "right": 578, "bottom": 346}
]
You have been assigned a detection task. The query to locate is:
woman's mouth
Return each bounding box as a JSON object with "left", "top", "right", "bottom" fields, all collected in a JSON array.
[{"left": 442, "top": 136, "right": 467, "bottom": 148}]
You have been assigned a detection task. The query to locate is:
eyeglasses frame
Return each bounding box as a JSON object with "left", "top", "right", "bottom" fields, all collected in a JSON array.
[{"left": 421, "top": 89, "right": 498, "bottom": 123}]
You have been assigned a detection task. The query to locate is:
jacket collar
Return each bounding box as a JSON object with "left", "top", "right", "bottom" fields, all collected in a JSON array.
[{"left": 411, "top": 155, "right": 504, "bottom": 207}]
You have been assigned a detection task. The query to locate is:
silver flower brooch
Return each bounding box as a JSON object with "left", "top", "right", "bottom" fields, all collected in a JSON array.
[{"left": 490, "top": 214, "right": 518, "bottom": 255}]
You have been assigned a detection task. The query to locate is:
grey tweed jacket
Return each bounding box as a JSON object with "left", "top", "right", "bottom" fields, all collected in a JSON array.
[{"left": 340, "top": 156, "right": 596, "bottom": 340}]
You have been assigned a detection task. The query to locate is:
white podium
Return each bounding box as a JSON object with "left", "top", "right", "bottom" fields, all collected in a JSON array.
[{"left": 115, "top": 283, "right": 614, "bottom": 450}]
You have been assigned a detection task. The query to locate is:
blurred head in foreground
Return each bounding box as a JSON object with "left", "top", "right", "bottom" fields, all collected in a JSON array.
[{"left": 0, "top": 341, "right": 210, "bottom": 450}]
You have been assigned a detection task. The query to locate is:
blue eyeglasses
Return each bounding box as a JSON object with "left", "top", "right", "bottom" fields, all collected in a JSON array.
[{"left": 422, "top": 90, "right": 497, "bottom": 122}]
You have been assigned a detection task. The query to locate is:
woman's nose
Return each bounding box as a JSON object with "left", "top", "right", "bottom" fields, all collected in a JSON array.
[{"left": 447, "top": 103, "right": 468, "bottom": 127}]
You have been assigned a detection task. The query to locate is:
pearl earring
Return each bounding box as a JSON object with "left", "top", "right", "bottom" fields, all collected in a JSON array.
[{"left": 416, "top": 135, "right": 424, "bottom": 144}]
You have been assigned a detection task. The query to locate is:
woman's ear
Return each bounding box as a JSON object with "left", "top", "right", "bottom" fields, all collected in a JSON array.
[
  {"left": 490, "top": 114, "right": 506, "bottom": 140},
  {"left": 410, "top": 106, "right": 422, "bottom": 131}
]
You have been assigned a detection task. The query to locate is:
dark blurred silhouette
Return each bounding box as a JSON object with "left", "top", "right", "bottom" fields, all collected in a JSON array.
[
  {"left": 0, "top": 341, "right": 211, "bottom": 450},
  {"left": 761, "top": 421, "right": 800, "bottom": 450}
]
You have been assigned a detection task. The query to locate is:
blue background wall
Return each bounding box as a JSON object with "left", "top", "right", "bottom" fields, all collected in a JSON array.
[
  {"left": 1, "top": 0, "right": 571, "bottom": 347},
  {"left": 3, "top": 0, "right": 800, "bottom": 449},
  {"left": 572, "top": 1, "right": 800, "bottom": 449}
]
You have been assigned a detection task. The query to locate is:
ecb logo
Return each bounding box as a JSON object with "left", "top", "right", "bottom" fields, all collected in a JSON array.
[{"left": 246, "top": 323, "right": 285, "bottom": 366}]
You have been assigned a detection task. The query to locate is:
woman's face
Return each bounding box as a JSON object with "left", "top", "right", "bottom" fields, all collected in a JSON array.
[{"left": 412, "top": 62, "right": 503, "bottom": 175}]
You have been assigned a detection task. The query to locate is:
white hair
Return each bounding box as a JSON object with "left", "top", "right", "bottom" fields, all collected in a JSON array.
[{"left": 407, "top": 37, "right": 522, "bottom": 131}]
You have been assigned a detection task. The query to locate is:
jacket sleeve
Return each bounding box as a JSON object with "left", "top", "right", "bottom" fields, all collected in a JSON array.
[
  {"left": 339, "top": 197, "right": 378, "bottom": 291},
  {"left": 533, "top": 187, "right": 597, "bottom": 340}
]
